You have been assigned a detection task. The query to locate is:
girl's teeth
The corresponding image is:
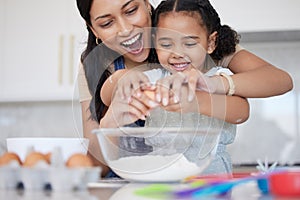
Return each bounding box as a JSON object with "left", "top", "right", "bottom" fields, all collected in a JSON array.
[{"left": 174, "top": 63, "right": 187, "bottom": 68}]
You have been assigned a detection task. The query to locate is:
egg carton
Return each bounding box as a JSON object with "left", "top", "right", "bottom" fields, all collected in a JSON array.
[
  {"left": 0, "top": 162, "right": 101, "bottom": 191},
  {"left": 0, "top": 161, "right": 21, "bottom": 189}
]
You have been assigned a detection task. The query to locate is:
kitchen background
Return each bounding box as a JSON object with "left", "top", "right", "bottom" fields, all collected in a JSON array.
[{"left": 0, "top": 0, "right": 299, "bottom": 166}]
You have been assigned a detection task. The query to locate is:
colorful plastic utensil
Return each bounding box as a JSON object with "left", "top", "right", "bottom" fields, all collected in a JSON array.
[
  {"left": 269, "top": 170, "right": 300, "bottom": 197},
  {"left": 134, "top": 184, "right": 172, "bottom": 199}
]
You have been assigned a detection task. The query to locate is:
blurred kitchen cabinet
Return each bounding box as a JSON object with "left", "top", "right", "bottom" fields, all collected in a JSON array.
[
  {"left": 210, "top": 0, "right": 300, "bottom": 32},
  {"left": 0, "top": 0, "right": 87, "bottom": 101},
  {"left": 0, "top": 0, "right": 4, "bottom": 96}
]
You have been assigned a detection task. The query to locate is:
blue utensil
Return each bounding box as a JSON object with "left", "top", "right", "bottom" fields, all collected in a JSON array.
[{"left": 174, "top": 177, "right": 254, "bottom": 198}]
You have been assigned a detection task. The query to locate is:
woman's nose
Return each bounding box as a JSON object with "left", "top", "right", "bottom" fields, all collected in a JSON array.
[{"left": 117, "top": 18, "right": 133, "bottom": 37}]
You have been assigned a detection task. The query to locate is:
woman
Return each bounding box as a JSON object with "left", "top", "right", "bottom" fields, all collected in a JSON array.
[{"left": 76, "top": 0, "right": 293, "bottom": 176}]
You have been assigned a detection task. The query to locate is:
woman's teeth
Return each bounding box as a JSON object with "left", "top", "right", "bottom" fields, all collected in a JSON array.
[{"left": 121, "top": 33, "right": 141, "bottom": 47}]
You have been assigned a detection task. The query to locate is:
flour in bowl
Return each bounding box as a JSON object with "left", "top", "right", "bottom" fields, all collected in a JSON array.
[{"left": 109, "top": 153, "right": 209, "bottom": 182}]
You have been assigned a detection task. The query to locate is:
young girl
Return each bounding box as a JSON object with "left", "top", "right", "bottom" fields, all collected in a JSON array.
[{"left": 104, "top": 0, "right": 248, "bottom": 175}]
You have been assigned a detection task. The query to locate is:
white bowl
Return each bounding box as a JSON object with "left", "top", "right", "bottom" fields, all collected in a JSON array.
[
  {"left": 6, "top": 137, "right": 89, "bottom": 162},
  {"left": 93, "top": 127, "right": 220, "bottom": 182}
]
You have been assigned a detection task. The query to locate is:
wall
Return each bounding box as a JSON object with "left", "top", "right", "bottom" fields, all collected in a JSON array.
[
  {"left": 0, "top": 100, "right": 83, "bottom": 155},
  {"left": 228, "top": 31, "right": 300, "bottom": 165},
  {"left": 150, "top": 0, "right": 300, "bottom": 32},
  {"left": 210, "top": 0, "right": 300, "bottom": 32}
]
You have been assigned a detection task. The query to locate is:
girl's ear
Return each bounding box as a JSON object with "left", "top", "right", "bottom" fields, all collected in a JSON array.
[{"left": 207, "top": 31, "right": 217, "bottom": 54}]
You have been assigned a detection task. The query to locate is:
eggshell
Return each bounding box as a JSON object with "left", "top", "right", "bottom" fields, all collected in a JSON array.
[
  {"left": 0, "top": 152, "right": 22, "bottom": 166},
  {"left": 66, "top": 153, "right": 93, "bottom": 168},
  {"left": 23, "top": 152, "right": 49, "bottom": 167},
  {"left": 144, "top": 90, "right": 156, "bottom": 101}
]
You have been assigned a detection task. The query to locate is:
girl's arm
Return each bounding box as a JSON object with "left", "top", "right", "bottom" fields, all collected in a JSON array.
[
  {"left": 101, "top": 69, "right": 128, "bottom": 106},
  {"left": 101, "top": 69, "right": 154, "bottom": 106}
]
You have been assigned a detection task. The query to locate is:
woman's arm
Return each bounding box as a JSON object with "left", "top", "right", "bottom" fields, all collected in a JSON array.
[
  {"left": 228, "top": 50, "right": 293, "bottom": 98},
  {"left": 196, "top": 91, "right": 250, "bottom": 124},
  {"left": 81, "top": 100, "right": 109, "bottom": 176},
  {"left": 162, "top": 85, "right": 249, "bottom": 124}
]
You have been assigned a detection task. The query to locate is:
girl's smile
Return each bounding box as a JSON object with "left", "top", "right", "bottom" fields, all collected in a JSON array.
[{"left": 155, "top": 12, "right": 212, "bottom": 74}]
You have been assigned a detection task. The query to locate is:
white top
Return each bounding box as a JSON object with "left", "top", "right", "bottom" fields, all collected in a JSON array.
[
  {"left": 143, "top": 67, "right": 236, "bottom": 175},
  {"left": 143, "top": 66, "right": 233, "bottom": 84}
]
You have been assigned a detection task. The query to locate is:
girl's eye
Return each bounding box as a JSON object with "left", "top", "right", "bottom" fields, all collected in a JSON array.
[
  {"left": 125, "top": 6, "right": 138, "bottom": 15},
  {"left": 158, "top": 43, "right": 172, "bottom": 49},
  {"left": 185, "top": 42, "right": 197, "bottom": 47}
]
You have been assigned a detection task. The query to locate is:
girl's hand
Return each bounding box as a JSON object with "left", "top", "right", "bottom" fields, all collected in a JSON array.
[
  {"left": 154, "top": 68, "right": 217, "bottom": 106},
  {"left": 115, "top": 69, "right": 153, "bottom": 101},
  {"left": 162, "top": 84, "right": 200, "bottom": 113},
  {"left": 179, "top": 68, "right": 222, "bottom": 94}
]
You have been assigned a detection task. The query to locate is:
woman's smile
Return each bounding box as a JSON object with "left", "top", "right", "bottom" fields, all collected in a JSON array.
[{"left": 120, "top": 33, "right": 144, "bottom": 55}]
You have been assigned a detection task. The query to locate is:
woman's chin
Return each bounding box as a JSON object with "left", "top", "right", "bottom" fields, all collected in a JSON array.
[{"left": 124, "top": 48, "right": 150, "bottom": 63}]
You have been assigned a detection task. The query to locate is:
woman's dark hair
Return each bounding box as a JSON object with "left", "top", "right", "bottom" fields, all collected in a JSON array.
[
  {"left": 76, "top": 0, "right": 155, "bottom": 122},
  {"left": 152, "top": 0, "right": 240, "bottom": 61}
]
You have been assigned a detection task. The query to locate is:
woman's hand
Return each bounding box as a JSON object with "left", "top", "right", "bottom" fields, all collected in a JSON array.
[{"left": 100, "top": 86, "right": 157, "bottom": 128}]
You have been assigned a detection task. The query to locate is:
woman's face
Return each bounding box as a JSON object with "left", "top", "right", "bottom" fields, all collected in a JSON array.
[
  {"left": 90, "top": 0, "right": 152, "bottom": 65},
  {"left": 155, "top": 12, "right": 215, "bottom": 74}
]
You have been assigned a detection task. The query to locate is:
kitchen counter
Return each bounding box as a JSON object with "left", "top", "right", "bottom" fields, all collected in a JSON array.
[{"left": 0, "top": 178, "right": 297, "bottom": 200}]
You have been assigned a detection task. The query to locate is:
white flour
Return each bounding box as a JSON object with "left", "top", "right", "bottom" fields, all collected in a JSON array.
[{"left": 109, "top": 153, "right": 207, "bottom": 182}]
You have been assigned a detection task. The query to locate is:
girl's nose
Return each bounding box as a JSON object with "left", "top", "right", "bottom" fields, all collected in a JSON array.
[
  {"left": 171, "top": 46, "right": 185, "bottom": 58},
  {"left": 117, "top": 18, "right": 133, "bottom": 37}
]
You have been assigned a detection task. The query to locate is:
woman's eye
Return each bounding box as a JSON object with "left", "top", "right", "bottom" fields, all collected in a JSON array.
[
  {"left": 99, "top": 20, "right": 113, "bottom": 28},
  {"left": 126, "top": 6, "right": 138, "bottom": 15}
]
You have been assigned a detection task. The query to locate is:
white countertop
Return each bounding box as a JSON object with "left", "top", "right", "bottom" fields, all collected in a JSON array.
[{"left": 0, "top": 178, "right": 295, "bottom": 200}]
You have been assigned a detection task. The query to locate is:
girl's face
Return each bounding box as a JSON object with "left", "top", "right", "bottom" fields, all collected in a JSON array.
[
  {"left": 89, "top": 0, "right": 152, "bottom": 66},
  {"left": 155, "top": 12, "right": 216, "bottom": 73}
]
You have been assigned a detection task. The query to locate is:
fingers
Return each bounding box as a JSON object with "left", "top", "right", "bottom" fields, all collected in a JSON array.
[
  {"left": 117, "top": 70, "right": 152, "bottom": 100},
  {"left": 126, "top": 92, "right": 159, "bottom": 119},
  {"left": 169, "top": 72, "right": 187, "bottom": 103},
  {"left": 186, "top": 72, "right": 198, "bottom": 101},
  {"left": 133, "top": 91, "right": 159, "bottom": 109},
  {"left": 128, "top": 98, "right": 149, "bottom": 120},
  {"left": 155, "top": 77, "right": 172, "bottom": 106},
  {"left": 110, "top": 95, "right": 150, "bottom": 125},
  {"left": 155, "top": 72, "right": 188, "bottom": 106}
]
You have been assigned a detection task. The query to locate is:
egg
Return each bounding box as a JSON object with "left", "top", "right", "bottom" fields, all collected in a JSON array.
[
  {"left": 66, "top": 153, "right": 93, "bottom": 168},
  {"left": 23, "top": 152, "right": 49, "bottom": 167},
  {"left": 45, "top": 152, "right": 52, "bottom": 164},
  {"left": 0, "top": 152, "right": 22, "bottom": 166},
  {"left": 144, "top": 90, "right": 156, "bottom": 101}
]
